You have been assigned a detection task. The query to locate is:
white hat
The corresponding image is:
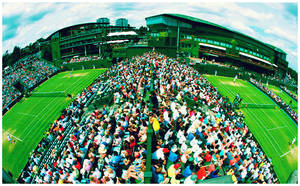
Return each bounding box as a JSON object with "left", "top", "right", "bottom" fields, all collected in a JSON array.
[
  {"left": 98, "top": 144, "right": 107, "bottom": 154},
  {"left": 171, "top": 145, "right": 178, "bottom": 152}
]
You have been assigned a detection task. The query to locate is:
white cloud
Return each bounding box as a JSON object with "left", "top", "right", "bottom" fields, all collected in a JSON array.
[
  {"left": 265, "top": 27, "right": 297, "bottom": 44},
  {"left": 230, "top": 20, "right": 256, "bottom": 35},
  {"left": 2, "top": 2, "right": 298, "bottom": 71}
]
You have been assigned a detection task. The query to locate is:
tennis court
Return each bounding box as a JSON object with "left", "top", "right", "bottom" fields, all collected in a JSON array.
[
  {"left": 290, "top": 89, "right": 298, "bottom": 98},
  {"left": 263, "top": 83, "right": 298, "bottom": 113},
  {"left": 2, "top": 69, "right": 107, "bottom": 178},
  {"left": 204, "top": 75, "right": 298, "bottom": 183}
]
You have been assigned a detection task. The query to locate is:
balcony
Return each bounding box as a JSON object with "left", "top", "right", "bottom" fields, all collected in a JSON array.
[{"left": 60, "top": 29, "right": 101, "bottom": 42}]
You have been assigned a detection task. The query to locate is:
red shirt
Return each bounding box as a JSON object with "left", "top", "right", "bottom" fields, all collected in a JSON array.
[
  {"left": 197, "top": 167, "right": 207, "bottom": 180},
  {"left": 75, "top": 161, "right": 81, "bottom": 170},
  {"left": 204, "top": 153, "right": 212, "bottom": 162},
  {"left": 126, "top": 148, "right": 133, "bottom": 156},
  {"left": 130, "top": 140, "right": 136, "bottom": 149},
  {"left": 225, "top": 126, "right": 229, "bottom": 132}
]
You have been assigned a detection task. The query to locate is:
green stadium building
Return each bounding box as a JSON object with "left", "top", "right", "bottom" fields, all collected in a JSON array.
[
  {"left": 46, "top": 18, "right": 139, "bottom": 61},
  {"left": 145, "top": 13, "right": 289, "bottom": 77}
]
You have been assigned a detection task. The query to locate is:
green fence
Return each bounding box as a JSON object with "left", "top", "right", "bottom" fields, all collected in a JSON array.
[{"left": 240, "top": 103, "right": 277, "bottom": 109}]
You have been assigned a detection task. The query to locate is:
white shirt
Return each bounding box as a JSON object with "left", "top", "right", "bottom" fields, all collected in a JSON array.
[
  {"left": 171, "top": 102, "right": 177, "bottom": 112},
  {"left": 180, "top": 143, "right": 188, "bottom": 154},
  {"left": 163, "top": 111, "right": 170, "bottom": 123},
  {"left": 180, "top": 105, "right": 187, "bottom": 116},
  {"left": 92, "top": 168, "right": 101, "bottom": 179},
  {"left": 173, "top": 109, "right": 179, "bottom": 121},
  {"left": 154, "top": 148, "right": 165, "bottom": 160}
]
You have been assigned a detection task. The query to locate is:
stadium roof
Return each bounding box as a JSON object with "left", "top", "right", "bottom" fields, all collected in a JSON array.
[
  {"left": 46, "top": 22, "right": 134, "bottom": 40},
  {"left": 147, "top": 13, "right": 286, "bottom": 54}
]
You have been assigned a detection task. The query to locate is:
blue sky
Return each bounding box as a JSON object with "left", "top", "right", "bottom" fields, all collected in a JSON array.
[{"left": 2, "top": 2, "right": 298, "bottom": 71}]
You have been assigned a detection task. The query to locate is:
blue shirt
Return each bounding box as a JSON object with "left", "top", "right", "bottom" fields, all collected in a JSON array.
[
  {"left": 182, "top": 166, "right": 193, "bottom": 178},
  {"left": 227, "top": 152, "right": 233, "bottom": 160},
  {"left": 110, "top": 155, "right": 121, "bottom": 166},
  {"left": 187, "top": 133, "right": 194, "bottom": 141},
  {"left": 168, "top": 151, "right": 178, "bottom": 162},
  {"left": 157, "top": 173, "right": 164, "bottom": 183}
]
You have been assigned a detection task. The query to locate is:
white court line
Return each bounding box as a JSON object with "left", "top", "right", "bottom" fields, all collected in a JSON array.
[
  {"left": 18, "top": 112, "right": 38, "bottom": 118},
  {"left": 280, "top": 147, "right": 297, "bottom": 157},
  {"left": 267, "top": 126, "right": 287, "bottom": 131},
  {"left": 5, "top": 131, "right": 23, "bottom": 142}
]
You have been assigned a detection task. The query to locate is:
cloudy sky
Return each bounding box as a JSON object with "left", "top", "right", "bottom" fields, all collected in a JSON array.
[{"left": 2, "top": 2, "right": 298, "bottom": 71}]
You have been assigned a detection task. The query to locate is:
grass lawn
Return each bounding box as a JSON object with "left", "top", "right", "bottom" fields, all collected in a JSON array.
[
  {"left": 204, "top": 75, "right": 298, "bottom": 183},
  {"left": 289, "top": 89, "right": 298, "bottom": 98},
  {"left": 263, "top": 84, "right": 297, "bottom": 113},
  {"left": 2, "top": 69, "right": 107, "bottom": 178}
]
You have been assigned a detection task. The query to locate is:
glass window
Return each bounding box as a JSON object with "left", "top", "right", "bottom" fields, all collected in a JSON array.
[
  {"left": 208, "top": 40, "right": 213, "bottom": 43},
  {"left": 236, "top": 46, "right": 239, "bottom": 50},
  {"left": 253, "top": 52, "right": 257, "bottom": 56},
  {"left": 240, "top": 48, "right": 244, "bottom": 52},
  {"left": 249, "top": 51, "right": 253, "bottom": 54},
  {"left": 229, "top": 45, "right": 232, "bottom": 48},
  {"left": 245, "top": 49, "right": 248, "bottom": 52},
  {"left": 221, "top": 42, "right": 225, "bottom": 46}
]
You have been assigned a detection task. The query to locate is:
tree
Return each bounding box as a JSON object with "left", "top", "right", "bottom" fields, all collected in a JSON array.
[
  {"left": 41, "top": 44, "right": 52, "bottom": 61},
  {"left": 137, "top": 26, "right": 148, "bottom": 36},
  {"left": 11, "top": 46, "right": 21, "bottom": 65},
  {"left": 2, "top": 50, "right": 10, "bottom": 68}
]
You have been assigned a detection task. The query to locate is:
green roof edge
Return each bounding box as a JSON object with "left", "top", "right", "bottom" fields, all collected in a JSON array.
[{"left": 147, "top": 13, "right": 286, "bottom": 54}]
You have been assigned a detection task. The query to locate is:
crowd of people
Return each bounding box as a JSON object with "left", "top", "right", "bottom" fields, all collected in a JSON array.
[
  {"left": 280, "top": 86, "right": 298, "bottom": 102},
  {"left": 147, "top": 54, "right": 277, "bottom": 183},
  {"left": 250, "top": 78, "right": 298, "bottom": 122},
  {"left": 63, "top": 56, "right": 101, "bottom": 64},
  {"left": 18, "top": 52, "right": 278, "bottom": 183},
  {"left": 2, "top": 54, "right": 59, "bottom": 110}
]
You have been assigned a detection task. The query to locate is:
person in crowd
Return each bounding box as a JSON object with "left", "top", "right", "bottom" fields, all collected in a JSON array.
[
  {"left": 3, "top": 53, "right": 59, "bottom": 110},
  {"left": 19, "top": 52, "right": 278, "bottom": 184}
]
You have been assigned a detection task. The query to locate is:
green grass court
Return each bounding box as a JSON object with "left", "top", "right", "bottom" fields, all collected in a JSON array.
[
  {"left": 204, "top": 75, "right": 298, "bottom": 183},
  {"left": 2, "top": 69, "right": 107, "bottom": 178},
  {"left": 289, "top": 89, "right": 298, "bottom": 98},
  {"left": 263, "top": 83, "right": 298, "bottom": 113}
]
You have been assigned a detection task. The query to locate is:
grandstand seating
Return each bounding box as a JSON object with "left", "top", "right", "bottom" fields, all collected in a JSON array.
[
  {"left": 18, "top": 52, "right": 278, "bottom": 184},
  {"left": 63, "top": 55, "right": 101, "bottom": 65},
  {"left": 280, "top": 86, "right": 298, "bottom": 102},
  {"left": 2, "top": 53, "right": 59, "bottom": 112}
]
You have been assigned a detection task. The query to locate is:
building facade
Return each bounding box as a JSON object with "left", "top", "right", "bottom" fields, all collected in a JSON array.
[
  {"left": 46, "top": 18, "right": 137, "bottom": 61},
  {"left": 96, "top": 17, "right": 110, "bottom": 25},
  {"left": 116, "top": 18, "right": 129, "bottom": 27},
  {"left": 145, "top": 14, "right": 289, "bottom": 77}
]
